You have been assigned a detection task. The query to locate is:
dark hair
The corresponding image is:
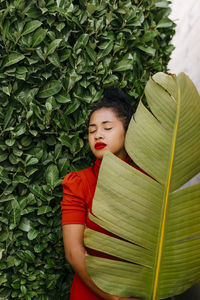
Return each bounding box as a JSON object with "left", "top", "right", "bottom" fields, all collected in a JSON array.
[{"left": 89, "top": 88, "right": 136, "bottom": 131}]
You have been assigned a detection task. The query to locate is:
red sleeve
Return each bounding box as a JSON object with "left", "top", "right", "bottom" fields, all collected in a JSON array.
[{"left": 61, "top": 171, "right": 87, "bottom": 225}]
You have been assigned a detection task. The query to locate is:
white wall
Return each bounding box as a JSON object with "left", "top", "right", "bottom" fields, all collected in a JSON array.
[{"left": 168, "top": 0, "right": 200, "bottom": 93}]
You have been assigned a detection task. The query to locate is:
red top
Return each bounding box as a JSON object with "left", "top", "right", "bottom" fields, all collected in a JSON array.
[
  {"left": 61, "top": 158, "right": 101, "bottom": 226},
  {"left": 61, "top": 158, "right": 141, "bottom": 300}
]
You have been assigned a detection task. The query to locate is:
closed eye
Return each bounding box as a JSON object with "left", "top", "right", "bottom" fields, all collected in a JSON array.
[
  {"left": 104, "top": 128, "right": 112, "bottom": 130},
  {"left": 89, "top": 130, "right": 96, "bottom": 134}
]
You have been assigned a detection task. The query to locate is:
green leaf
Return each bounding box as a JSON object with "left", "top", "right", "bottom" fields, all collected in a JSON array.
[
  {"left": 54, "top": 144, "right": 62, "bottom": 160},
  {"left": 7, "top": 256, "right": 18, "bottom": 268},
  {"left": 58, "top": 134, "right": 71, "bottom": 148},
  {"left": 86, "top": 46, "right": 97, "bottom": 62},
  {"left": 20, "top": 285, "right": 27, "bottom": 296},
  {"left": 74, "top": 33, "right": 89, "bottom": 50},
  {"left": 26, "top": 157, "right": 39, "bottom": 166},
  {"left": 137, "top": 45, "right": 156, "bottom": 56},
  {"left": 26, "top": 168, "right": 38, "bottom": 177},
  {"left": 36, "top": 48, "right": 45, "bottom": 61},
  {"left": 103, "top": 75, "right": 119, "bottom": 85},
  {"left": 0, "top": 276, "right": 7, "bottom": 285},
  {"left": 13, "top": 123, "right": 26, "bottom": 137},
  {"left": 21, "top": 136, "right": 32, "bottom": 147},
  {"left": 46, "top": 136, "right": 56, "bottom": 145},
  {"left": 25, "top": 6, "right": 41, "bottom": 18},
  {"left": 113, "top": 60, "right": 133, "bottom": 72},
  {"left": 32, "top": 28, "right": 47, "bottom": 47},
  {"left": 10, "top": 199, "right": 21, "bottom": 229},
  {"left": 48, "top": 53, "right": 60, "bottom": 67},
  {"left": 28, "top": 275, "right": 36, "bottom": 281},
  {"left": 45, "top": 164, "right": 59, "bottom": 188},
  {"left": 18, "top": 217, "right": 31, "bottom": 232},
  {"left": 46, "top": 39, "right": 62, "bottom": 56},
  {"left": 58, "top": 157, "right": 70, "bottom": 177},
  {"left": 157, "top": 18, "right": 173, "bottom": 28},
  {"left": 34, "top": 242, "right": 48, "bottom": 253},
  {"left": 22, "top": 20, "right": 42, "bottom": 35},
  {"left": 56, "top": 92, "right": 71, "bottom": 104},
  {"left": 13, "top": 175, "right": 29, "bottom": 184},
  {"left": 38, "top": 80, "right": 62, "bottom": 98},
  {"left": 16, "top": 87, "right": 39, "bottom": 104},
  {"left": 37, "top": 206, "right": 52, "bottom": 215},
  {"left": 27, "top": 228, "right": 39, "bottom": 240},
  {"left": 2, "top": 85, "right": 12, "bottom": 96},
  {"left": 98, "top": 41, "right": 113, "bottom": 58},
  {"left": 154, "top": 1, "right": 169, "bottom": 8},
  {"left": 2, "top": 53, "right": 25, "bottom": 68},
  {"left": 0, "top": 195, "right": 15, "bottom": 203},
  {"left": 29, "top": 185, "right": 46, "bottom": 201},
  {"left": 85, "top": 72, "right": 200, "bottom": 300},
  {"left": 0, "top": 151, "right": 8, "bottom": 163},
  {"left": 16, "top": 66, "right": 28, "bottom": 80},
  {"left": 17, "top": 250, "right": 35, "bottom": 263},
  {"left": 45, "top": 102, "right": 52, "bottom": 111},
  {"left": 56, "top": 22, "right": 65, "bottom": 32},
  {"left": 64, "top": 100, "right": 80, "bottom": 115},
  {"left": 0, "top": 216, "right": 8, "bottom": 224},
  {"left": 29, "top": 129, "right": 38, "bottom": 136},
  {"left": 9, "top": 153, "right": 20, "bottom": 165},
  {"left": 13, "top": 147, "right": 23, "bottom": 157},
  {"left": 87, "top": 4, "right": 96, "bottom": 15},
  {"left": 5, "top": 139, "right": 15, "bottom": 147},
  {"left": 0, "top": 232, "right": 8, "bottom": 242}
]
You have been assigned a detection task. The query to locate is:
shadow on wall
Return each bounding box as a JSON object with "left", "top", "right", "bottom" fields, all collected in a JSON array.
[
  {"left": 173, "top": 283, "right": 200, "bottom": 300},
  {"left": 164, "top": 283, "right": 200, "bottom": 300}
]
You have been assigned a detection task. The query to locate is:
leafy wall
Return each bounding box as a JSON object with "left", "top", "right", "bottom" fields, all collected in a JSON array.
[{"left": 0, "top": 0, "right": 175, "bottom": 299}]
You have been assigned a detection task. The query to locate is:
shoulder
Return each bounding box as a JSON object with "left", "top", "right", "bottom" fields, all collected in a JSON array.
[
  {"left": 61, "top": 166, "right": 95, "bottom": 201},
  {"left": 61, "top": 166, "right": 93, "bottom": 186}
]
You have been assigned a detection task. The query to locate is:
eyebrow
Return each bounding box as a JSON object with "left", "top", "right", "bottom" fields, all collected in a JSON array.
[{"left": 88, "top": 121, "right": 113, "bottom": 127}]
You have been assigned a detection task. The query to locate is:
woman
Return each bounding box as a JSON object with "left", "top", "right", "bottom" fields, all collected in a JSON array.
[{"left": 61, "top": 88, "right": 140, "bottom": 300}]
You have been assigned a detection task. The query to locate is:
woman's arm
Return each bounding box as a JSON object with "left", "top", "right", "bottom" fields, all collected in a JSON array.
[{"left": 62, "top": 224, "right": 139, "bottom": 300}]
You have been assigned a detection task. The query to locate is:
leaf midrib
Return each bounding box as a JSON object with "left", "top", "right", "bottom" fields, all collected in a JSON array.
[{"left": 152, "top": 82, "right": 181, "bottom": 300}]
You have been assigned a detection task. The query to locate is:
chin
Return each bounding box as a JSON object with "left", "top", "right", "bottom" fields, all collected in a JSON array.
[{"left": 93, "top": 150, "right": 104, "bottom": 160}]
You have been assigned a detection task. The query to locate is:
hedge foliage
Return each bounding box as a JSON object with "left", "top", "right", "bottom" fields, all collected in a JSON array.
[{"left": 0, "top": 0, "right": 175, "bottom": 299}]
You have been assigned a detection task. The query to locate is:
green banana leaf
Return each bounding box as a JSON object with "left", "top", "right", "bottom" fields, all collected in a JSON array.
[{"left": 84, "top": 72, "right": 200, "bottom": 300}]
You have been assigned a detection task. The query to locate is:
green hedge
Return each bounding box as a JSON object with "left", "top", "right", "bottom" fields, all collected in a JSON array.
[{"left": 0, "top": 0, "right": 175, "bottom": 299}]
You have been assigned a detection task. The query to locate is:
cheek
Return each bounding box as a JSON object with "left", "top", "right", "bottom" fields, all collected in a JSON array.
[
  {"left": 118, "top": 131, "right": 126, "bottom": 148},
  {"left": 116, "top": 127, "right": 125, "bottom": 141},
  {"left": 109, "top": 129, "right": 125, "bottom": 149},
  {"left": 117, "top": 136, "right": 125, "bottom": 149},
  {"left": 120, "top": 132, "right": 126, "bottom": 143}
]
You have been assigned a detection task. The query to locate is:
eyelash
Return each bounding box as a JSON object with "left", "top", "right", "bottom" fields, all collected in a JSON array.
[{"left": 89, "top": 128, "right": 112, "bottom": 134}]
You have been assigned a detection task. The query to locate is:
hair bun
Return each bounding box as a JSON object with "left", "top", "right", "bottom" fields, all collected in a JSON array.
[
  {"left": 103, "top": 88, "right": 132, "bottom": 105},
  {"left": 89, "top": 87, "right": 137, "bottom": 131}
]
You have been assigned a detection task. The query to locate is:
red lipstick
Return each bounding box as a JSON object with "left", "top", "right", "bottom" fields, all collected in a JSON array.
[{"left": 95, "top": 142, "right": 107, "bottom": 149}]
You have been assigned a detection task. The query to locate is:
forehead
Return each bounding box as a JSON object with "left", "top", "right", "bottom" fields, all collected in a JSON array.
[{"left": 89, "top": 108, "right": 118, "bottom": 124}]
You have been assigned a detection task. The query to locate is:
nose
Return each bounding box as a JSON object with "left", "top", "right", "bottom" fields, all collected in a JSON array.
[{"left": 94, "top": 128, "right": 104, "bottom": 140}]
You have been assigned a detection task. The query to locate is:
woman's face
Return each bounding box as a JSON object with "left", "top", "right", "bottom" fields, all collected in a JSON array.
[{"left": 88, "top": 108, "right": 126, "bottom": 160}]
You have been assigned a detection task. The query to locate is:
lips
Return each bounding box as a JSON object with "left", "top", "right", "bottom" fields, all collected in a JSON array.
[{"left": 95, "top": 142, "right": 107, "bottom": 149}]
